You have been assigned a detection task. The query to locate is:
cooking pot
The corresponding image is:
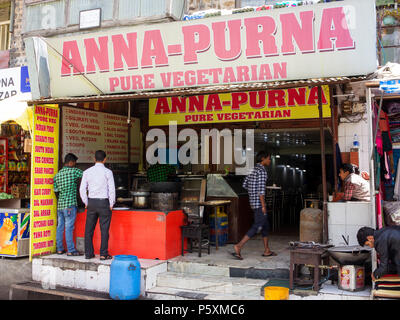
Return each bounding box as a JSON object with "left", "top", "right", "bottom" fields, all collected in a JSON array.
[
  {"left": 327, "top": 245, "right": 372, "bottom": 266},
  {"left": 131, "top": 191, "right": 150, "bottom": 209},
  {"left": 150, "top": 182, "right": 181, "bottom": 193}
]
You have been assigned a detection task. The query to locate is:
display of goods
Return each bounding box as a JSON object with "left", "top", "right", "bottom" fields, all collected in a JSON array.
[
  {"left": 8, "top": 161, "right": 16, "bottom": 171},
  {"left": 10, "top": 184, "right": 27, "bottom": 199},
  {"left": 0, "top": 193, "right": 13, "bottom": 200}
]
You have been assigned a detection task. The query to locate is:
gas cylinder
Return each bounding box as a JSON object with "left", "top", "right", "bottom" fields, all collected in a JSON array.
[{"left": 299, "top": 208, "right": 323, "bottom": 243}]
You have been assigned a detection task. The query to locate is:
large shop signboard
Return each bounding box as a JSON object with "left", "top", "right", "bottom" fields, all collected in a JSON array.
[
  {"left": 149, "top": 85, "right": 331, "bottom": 126},
  {"left": 30, "top": 104, "right": 59, "bottom": 260},
  {"left": 30, "top": 0, "right": 377, "bottom": 98},
  {"left": 62, "top": 107, "right": 140, "bottom": 163}
]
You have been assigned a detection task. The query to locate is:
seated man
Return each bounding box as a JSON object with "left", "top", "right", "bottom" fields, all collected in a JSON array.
[
  {"left": 357, "top": 226, "right": 400, "bottom": 280},
  {"left": 336, "top": 163, "right": 371, "bottom": 202}
]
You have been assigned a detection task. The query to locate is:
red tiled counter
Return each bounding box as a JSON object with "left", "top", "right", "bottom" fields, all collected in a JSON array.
[{"left": 74, "top": 209, "right": 186, "bottom": 260}]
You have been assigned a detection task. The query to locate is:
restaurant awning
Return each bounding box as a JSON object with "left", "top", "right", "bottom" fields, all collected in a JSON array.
[
  {"left": 0, "top": 93, "right": 33, "bottom": 131},
  {"left": 27, "top": 76, "right": 367, "bottom": 105}
]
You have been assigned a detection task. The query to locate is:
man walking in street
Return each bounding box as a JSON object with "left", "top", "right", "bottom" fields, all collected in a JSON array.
[
  {"left": 54, "top": 153, "right": 83, "bottom": 256},
  {"left": 232, "top": 150, "right": 276, "bottom": 260},
  {"left": 79, "top": 150, "right": 115, "bottom": 260}
]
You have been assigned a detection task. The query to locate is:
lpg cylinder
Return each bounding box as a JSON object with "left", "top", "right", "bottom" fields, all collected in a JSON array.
[
  {"left": 109, "top": 255, "right": 141, "bottom": 300},
  {"left": 299, "top": 208, "right": 323, "bottom": 243}
]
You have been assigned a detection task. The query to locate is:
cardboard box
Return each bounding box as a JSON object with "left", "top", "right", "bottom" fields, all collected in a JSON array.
[{"left": 23, "top": 139, "right": 32, "bottom": 153}]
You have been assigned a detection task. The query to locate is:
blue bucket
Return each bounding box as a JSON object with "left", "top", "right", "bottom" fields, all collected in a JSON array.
[{"left": 109, "top": 255, "right": 141, "bottom": 300}]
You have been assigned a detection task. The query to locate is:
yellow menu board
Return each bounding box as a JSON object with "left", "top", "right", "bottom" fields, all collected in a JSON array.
[{"left": 30, "top": 105, "right": 59, "bottom": 260}]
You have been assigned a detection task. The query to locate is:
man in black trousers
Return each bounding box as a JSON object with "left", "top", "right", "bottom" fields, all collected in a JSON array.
[{"left": 79, "top": 150, "right": 116, "bottom": 260}]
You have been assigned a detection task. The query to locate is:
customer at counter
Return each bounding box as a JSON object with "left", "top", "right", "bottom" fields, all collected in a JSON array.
[
  {"left": 335, "top": 163, "right": 371, "bottom": 202},
  {"left": 54, "top": 153, "right": 83, "bottom": 256},
  {"left": 79, "top": 150, "right": 115, "bottom": 261}
]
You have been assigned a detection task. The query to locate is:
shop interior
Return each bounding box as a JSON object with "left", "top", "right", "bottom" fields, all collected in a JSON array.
[
  {"left": 0, "top": 121, "right": 31, "bottom": 258},
  {"left": 57, "top": 100, "right": 336, "bottom": 248}
]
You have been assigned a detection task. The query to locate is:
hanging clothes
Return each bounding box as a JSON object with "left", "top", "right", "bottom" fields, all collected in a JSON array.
[
  {"left": 376, "top": 190, "right": 383, "bottom": 229},
  {"left": 375, "top": 146, "right": 381, "bottom": 190},
  {"left": 336, "top": 143, "right": 343, "bottom": 190},
  {"left": 374, "top": 101, "right": 384, "bottom": 156},
  {"left": 394, "top": 158, "right": 400, "bottom": 200}
]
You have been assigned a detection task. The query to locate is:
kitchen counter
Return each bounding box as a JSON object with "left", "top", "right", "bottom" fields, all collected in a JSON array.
[{"left": 74, "top": 208, "right": 185, "bottom": 260}]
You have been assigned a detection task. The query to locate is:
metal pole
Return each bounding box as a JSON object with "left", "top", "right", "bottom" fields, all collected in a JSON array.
[
  {"left": 127, "top": 101, "right": 132, "bottom": 190},
  {"left": 330, "top": 87, "right": 338, "bottom": 193},
  {"left": 318, "top": 86, "right": 328, "bottom": 243},
  {"left": 366, "top": 87, "right": 378, "bottom": 300}
]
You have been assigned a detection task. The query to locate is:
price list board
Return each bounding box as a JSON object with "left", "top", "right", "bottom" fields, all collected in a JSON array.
[
  {"left": 62, "top": 107, "right": 140, "bottom": 163},
  {"left": 30, "top": 104, "right": 59, "bottom": 260}
]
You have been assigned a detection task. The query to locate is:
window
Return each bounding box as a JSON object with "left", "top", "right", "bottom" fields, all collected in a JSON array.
[
  {"left": 237, "top": 0, "right": 275, "bottom": 7},
  {"left": 24, "top": 0, "right": 65, "bottom": 32},
  {"left": 0, "top": 2, "right": 10, "bottom": 51},
  {"left": 68, "top": 0, "right": 113, "bottom": 25}
]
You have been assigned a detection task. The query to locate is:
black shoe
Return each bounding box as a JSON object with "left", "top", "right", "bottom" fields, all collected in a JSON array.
[{"left": 85, "top": 255, "right": 95, "bottom": 259}]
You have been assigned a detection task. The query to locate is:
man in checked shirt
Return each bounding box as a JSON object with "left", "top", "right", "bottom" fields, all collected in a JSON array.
[
  {"left": 53, "top": 153, "right": 83, "bottom": 256},
  {"left": 337, "top": 163, "right": 370, "bottom": 202},
  {"left": 232, "top": 151, "right": 275, "bottom": 260}
]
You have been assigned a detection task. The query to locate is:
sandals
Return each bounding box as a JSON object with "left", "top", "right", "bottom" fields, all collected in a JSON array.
[
  {"left": 100, "top": 255, "right": 113, "bottom": 261},
  {"left": 231, "top": 252, "right": 243, "bottom": 260},
  {"left": 67, "top": 251, "right": 83, "bottom": 256},
  {"left": 57, "top": 250, "right": 66, "bottom": 255},
  {"left": 262, "top": 251, "right": 277, "bottom": 257}
]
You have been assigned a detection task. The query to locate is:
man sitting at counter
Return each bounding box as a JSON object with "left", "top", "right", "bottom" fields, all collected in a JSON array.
[
  {"left": 335, "top": 164, "right": 371, "bottom": 202},
  {"left": 357, "top": 226, "right": 400, "bottom": 280}
]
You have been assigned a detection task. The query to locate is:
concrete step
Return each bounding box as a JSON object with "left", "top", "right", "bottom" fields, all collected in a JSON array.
[
  {"left": 32, "top": 254, "right": 167, "bottom": 296},
  {"left": 168, "top": 260, "right": 289, "bottom": 280},
  {"left": 146, "top": 285, "right": 264, "bottom": 300},
  {"left": 148, "top": 271, "right": 267, "bottom": 300}
]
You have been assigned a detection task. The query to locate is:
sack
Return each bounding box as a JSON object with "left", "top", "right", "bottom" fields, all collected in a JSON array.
[{"left": 383, "top": 201, "right": 400, "bottom": 226}]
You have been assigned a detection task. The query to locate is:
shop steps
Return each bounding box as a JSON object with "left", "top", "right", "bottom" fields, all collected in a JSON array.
[
  {"left": 32, "top": 254, "right": 167, "bottom": 297},
  {"left": 167, "top": 260, "right": 290, "bottom": 280},
  {"left": 145, "top": 271, "right": 266, "bottom": 300}
]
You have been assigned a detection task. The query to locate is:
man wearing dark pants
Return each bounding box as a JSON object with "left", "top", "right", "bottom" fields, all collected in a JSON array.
[
  {"left": 79, "top": 150, "right": 116, "bottom": 260},
  {"left": 232, "top": 151, "right": 275, "bottom": 260}
]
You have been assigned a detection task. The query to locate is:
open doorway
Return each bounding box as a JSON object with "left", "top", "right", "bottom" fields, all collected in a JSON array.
[{"left": 253, "top": 128, "right": 334, "bottom": 239}]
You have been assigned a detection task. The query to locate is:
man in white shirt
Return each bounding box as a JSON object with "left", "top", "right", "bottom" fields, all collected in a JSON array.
[{"left": 79, "top": 150, "right": 116, "bottom": 260}]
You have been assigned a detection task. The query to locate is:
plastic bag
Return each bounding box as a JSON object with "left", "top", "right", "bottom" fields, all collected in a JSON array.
[{"left": 383, "top": 201, "right": 400, "bottom": 226}]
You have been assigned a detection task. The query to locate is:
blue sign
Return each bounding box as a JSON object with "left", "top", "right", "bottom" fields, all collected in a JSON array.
[
  {"left": 380, "top": 79, "right": 400, "bottom": 94},
  {"left": 20, "top": 66, "right": 30, "bottom": 93}
]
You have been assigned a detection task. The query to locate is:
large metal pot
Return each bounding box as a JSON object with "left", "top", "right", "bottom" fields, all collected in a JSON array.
[
  {"left": 327, "top": 245, "right": 372, "bottom": 266},
  {"left": 150, "top": 192, "right": 179, "bottom": 211},
  {"left": 150, "top": 182, "right": 181, "bottom": 193},
  {"left": 131, "top": 191, "right": 150, "bottom": 209}
]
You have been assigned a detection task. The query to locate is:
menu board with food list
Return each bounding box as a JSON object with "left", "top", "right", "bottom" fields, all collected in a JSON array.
[
  {"left": 62, "top": 107, "right": 140, "bottom": 163},
  {"left": 30, "top": 104, "right": 59, "bottom": 260}
]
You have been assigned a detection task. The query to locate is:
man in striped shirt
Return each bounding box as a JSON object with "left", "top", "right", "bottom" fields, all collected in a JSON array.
[{"left": 232, "top": 151, "right": 276, "bottom": 260}]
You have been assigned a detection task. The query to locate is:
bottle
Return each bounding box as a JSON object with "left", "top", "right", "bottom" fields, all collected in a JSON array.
[{"left": 352, "top": 134, "right": 360, "bottom": 149}]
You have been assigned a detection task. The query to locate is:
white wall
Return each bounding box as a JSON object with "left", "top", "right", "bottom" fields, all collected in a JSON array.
[{"left": 338, "top": 119, "right": 370, "bottom": 174}]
